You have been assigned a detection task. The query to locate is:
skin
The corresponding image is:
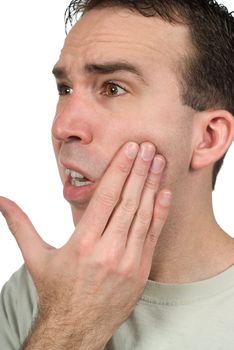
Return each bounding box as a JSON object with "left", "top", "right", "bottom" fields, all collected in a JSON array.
[
  {"left": 0, "top": 6, "right": 233, "bottom": 348},
  {"left": 52, "top": 8, "right": 234, "bottom": 283},
  {"left": 53, "top": 8, "right": 194, "bottom": 215}
]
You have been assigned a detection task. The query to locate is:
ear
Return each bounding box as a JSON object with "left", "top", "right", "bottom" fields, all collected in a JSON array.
[{"left": 191, "top": 110, "right": 234, "bottom": 170}]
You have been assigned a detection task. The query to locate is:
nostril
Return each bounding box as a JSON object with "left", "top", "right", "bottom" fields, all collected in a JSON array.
[{"left": 67, "top": 136, "right": 82, "bottom": 143}]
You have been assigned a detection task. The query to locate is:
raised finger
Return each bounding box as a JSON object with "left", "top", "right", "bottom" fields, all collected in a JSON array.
[
  {"left": 101, "top": 143, "right": 156, "bottom": 252},
  {"left": 0, "top": 196, "right": 51, "bottom": 269},
  {"left": 124, "top": 155, "right": 166, "bottom": 264},
  {"left": 140, "top": 189, "right": 172, "bottom": 279},
  {"left": 75, "top": 142, "right": 140, "bottom": 242}
]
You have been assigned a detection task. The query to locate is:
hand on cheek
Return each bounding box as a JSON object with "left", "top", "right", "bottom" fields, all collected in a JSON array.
[{"left": 0, "top": 141, "right": 171, "bottom": 343}]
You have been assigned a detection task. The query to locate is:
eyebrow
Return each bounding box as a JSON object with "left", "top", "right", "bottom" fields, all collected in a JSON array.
[
  {"left": 52, "top": 61, "right": 147, "bottom": 84},
  {"left": 52, "top": 66, "right": 68, "bottom": 79}
]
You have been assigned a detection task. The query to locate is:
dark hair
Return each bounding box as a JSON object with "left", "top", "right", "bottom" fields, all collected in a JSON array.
[{"left": 65, "top": 0, "right": 234, "bottom": 190}]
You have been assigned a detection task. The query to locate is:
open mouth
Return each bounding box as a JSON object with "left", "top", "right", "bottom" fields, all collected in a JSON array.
[{"left": 65, "top": 169, "right": 94, "bottom": 187}]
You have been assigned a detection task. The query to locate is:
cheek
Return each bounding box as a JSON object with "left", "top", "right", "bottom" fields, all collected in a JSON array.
[
  {"left": 160, "top": 123, "right": 194, "bottom": 190},
  {"left": 51, "top": 135, "right": 65, "bottom": 182},
  {"left": 51, "top": 138, "right": 60, "bottom": 168},
  {"left": 128, "top": 114, "right": 194, "bottom": 187}
]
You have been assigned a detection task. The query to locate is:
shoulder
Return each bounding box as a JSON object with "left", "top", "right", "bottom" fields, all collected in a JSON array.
[
  {"left": 1, "top": 264, "right": 38, "bottom": 311},
  {"left": 0, "top": 265, "right": 38, "bottom": 347}
]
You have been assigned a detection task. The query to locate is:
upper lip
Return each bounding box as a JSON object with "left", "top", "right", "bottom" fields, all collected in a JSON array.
[{"left": 61, "top": 162, "right": 97, "bottom": 183}]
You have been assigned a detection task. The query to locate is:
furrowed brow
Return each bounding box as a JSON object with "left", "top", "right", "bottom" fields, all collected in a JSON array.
[
  {"left": 84, "top": 61, "right": 147, "bottom": 84},
  {"left": 52, "top": 61, "right": 147, "bottom": 84},
  {"left": 52, "top": 66, "right": 68, "bottom": 79}
]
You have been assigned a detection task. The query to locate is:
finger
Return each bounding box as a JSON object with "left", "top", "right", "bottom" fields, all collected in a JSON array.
[
  {"left": 124, "top": 155, "right": 166, "bottom": 264},
  {"left": 0, "top": 196, "right": 52, "bottom": 268},
  {"left": 139, "top": 190, "right": 172, "bottom": 279},
  {"left": 75, "top": 142, "right": 140, "bottom": 242},
  {"left": 102, "top": 143, "right": 156, "bottom": 253}
]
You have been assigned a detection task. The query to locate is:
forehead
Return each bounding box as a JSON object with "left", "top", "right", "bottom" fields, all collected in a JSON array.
[{"left": 59, "top": 7, "right": 190, "bottom": 78}]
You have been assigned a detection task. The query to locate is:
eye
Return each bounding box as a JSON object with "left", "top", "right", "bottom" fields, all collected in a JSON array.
[
  {"left": 102, "top": 81, "right": 127, "bottom": 97},
  {"left": 57, "top": 84, "right": 73, "bottom": 96}
]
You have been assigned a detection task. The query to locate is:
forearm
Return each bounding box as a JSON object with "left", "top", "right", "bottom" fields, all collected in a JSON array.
[{"left": 22, "top": 313, "right": 110, "bottom": 350}]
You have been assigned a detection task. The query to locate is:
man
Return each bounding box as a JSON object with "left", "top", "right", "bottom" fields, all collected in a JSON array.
[{"left": 0, "top": 0, "right": 234, "bottom": 348}]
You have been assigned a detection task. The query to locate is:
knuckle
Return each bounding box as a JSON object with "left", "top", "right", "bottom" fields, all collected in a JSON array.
[
  {"left": 133, "top": 166, "right": 147, "bottom": 177},
  {"left": 133, "top": 229, "right": 146, "bottom": 242},
  {"left": 137, "top": 208, "right": 153, "bottom": 224},
  {"left": 121, "top": 197, "right": 138, "bottom": 213},
  {"left": 117, "top": 162, "right": 131, "bottom": 174},
  {"left": 96, "top": 187, "right": 119, "bottom": 207},
  {"left": 114, "top": 220, "right": 128, "bottom": 234},
  {"left": 94, "top": 258, "right": 107, "bottom": 270},
  {"left": 9, "top": 211, "right": 28, "bottom": 235},
  {"left": 76, "top": 238, "right": 95, "bottom": 256},
  {"left": 7, "top": 219, "right": 19, "bottom": 236},
  {"left": 144, "top": 177, "right": 157, "bottom": 191},
  {"left": 147, "top": 230, "right": 160, "bottom": 243},
  {"left": 95, "top": 256, "right": 118, "bottom": 272},
  {"left": 119, "top": 263, "right": 136, "bottom": 280}
]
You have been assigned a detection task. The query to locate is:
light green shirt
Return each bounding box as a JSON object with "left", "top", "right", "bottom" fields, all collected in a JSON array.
[{"left": 1, "top": 264, "right": 234, "bottom": 349}]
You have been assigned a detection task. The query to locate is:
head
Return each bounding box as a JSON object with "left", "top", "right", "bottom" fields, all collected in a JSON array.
[{"left": 52, "top": 0, "right": 234, "bottom": 225}]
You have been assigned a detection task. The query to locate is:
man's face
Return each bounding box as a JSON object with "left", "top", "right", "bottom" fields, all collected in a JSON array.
[{"left": 52, "top": 7, "right": 195, "bottom": 225}]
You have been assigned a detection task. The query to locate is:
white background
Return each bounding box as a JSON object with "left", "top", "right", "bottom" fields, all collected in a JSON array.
[{"left": 0, "top": 0, "right": 233, "bottom": 290}]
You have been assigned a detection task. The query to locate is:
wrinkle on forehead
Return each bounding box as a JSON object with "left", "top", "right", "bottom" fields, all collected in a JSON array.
[
  {"left": 64, "top": 7, "right": 190, "bottom": 60},
  {"left": 59, "top": 7, "right": 191, "bottom": 94}
]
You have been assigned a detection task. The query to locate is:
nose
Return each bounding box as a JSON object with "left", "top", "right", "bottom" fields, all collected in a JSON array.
[{"left": 52, "top": 94, "right": 93, "bottom": 145}]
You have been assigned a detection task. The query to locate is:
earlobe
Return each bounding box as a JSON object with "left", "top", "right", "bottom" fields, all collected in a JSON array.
[{"left": 191, "top": 110, "right": 234, "bottom": 170}]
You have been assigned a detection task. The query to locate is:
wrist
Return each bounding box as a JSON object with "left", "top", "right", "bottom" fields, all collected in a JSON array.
[{"left": 23, "top": 312, "right": 112, "bottom": 350}]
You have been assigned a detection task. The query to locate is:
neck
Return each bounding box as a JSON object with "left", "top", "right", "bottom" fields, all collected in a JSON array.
[{"left": 149, "top": 184, "right": 234, "bottom": 284}]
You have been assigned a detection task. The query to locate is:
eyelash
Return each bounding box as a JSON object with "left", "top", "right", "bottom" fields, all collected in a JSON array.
[
  {"left": 57, "top": 81, "right": 128, "bottom": 97},
  {"left": 57, "top": 84, "right": 71, "bottom": 96},
  {"left": 102, "top": 81, "right": 128, "bottom": 97}
]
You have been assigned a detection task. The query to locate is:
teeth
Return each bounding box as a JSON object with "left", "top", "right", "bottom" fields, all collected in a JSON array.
[
  {"left": 65, "top": 169, "right": 85, "bottom": 179},
  {"left": 65, "top": 168, "right": 94, "bottom": 187},
  {"left": 72, "top": 179, "right": 92, "bottom": 187},
  {"left": 71, "top": 171, "right": 84, "bottom": 179}
]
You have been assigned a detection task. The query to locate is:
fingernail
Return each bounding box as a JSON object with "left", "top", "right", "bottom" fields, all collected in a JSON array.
[
  {"left": 159, "top": 192, "right": 172, "bottom": 207},
  {"left": 140, "top": 144, "right": 155, "bottom": 161},
  {"left": 125, "top": 142, "right": 139, "bottom": 159},
  {"left": 150, "top": 157, "right": 165, "bottom": 174}
]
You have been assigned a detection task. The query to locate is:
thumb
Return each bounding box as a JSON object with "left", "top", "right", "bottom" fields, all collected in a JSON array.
[{"left": 0, "top": 196, "right": 53, "bottom": 269}]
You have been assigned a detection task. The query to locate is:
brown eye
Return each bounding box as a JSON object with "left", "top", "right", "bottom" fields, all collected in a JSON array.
[
  {"left": 58, "top": 84, "right": 73, "bottom": 96},
  {"left": 104, "top": 82, "right": 127, "bottom": 97}
]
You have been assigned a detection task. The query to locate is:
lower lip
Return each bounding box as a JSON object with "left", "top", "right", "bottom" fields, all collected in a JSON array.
[{"left": 63, "top": 177, "right": 97, "bottom": 204}]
